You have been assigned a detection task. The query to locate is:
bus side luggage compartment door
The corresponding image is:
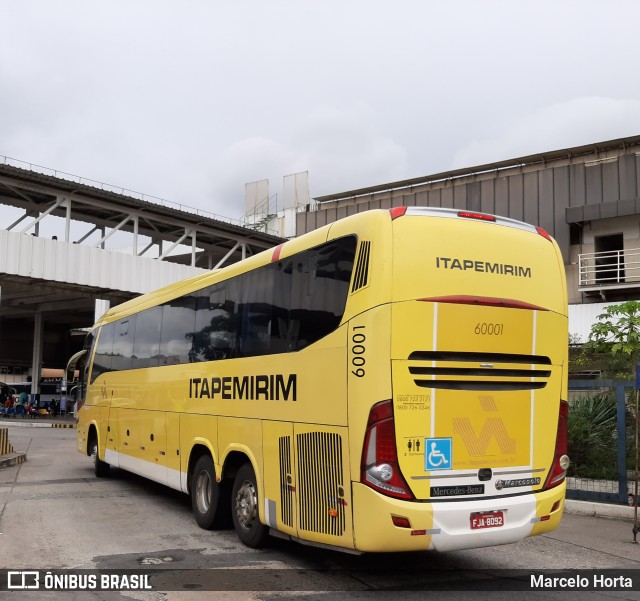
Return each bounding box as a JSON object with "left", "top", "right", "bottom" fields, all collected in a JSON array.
[
  {"left": 293, "top": 424, "right": 354, "bottom": 549},
  {"left": 262, "top": 421, "right": 297, "bottom": 537}
]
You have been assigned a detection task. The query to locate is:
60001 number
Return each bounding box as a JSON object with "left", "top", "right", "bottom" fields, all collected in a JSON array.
[
  {"left": 351, "top": 326, "right": 367, "bottom": 377},
  {"left": 474, "top": 323, "right": 504, "bottom": 335}
]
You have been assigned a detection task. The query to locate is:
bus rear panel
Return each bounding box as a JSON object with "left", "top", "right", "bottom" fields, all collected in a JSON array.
[{"left": 354, "top": 207, "right": 568, "bottom": 552}]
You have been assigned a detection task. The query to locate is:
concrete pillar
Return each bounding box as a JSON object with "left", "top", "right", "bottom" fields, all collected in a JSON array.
[
  {"left": 95, "top": 300, "right": 110, "bottom": 323},
  {"left": 31, "top": 313, "right": 43, "bottom": 397}
]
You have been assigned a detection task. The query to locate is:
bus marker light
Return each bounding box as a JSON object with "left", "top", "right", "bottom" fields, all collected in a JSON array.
[
  {"left": 411, "top": 530, "right": 427, "bottom": 536},
  {"left": 531, "top": 515, "right": 551, "bottom": 523},
  {"left": 457, "top": 211, "right": 496, "bottom": 222},
  {"left": 271, "top": 243, "right": 284, "bottom": 262},
  {"left": 535, "top": 226, "right": 552, "bottom": 241},
  {"left": 391, "top": 515, "right": 411, "bottom": 528},
  {"left": 329, "top": 508, "right": 338, "bottom": 518},
  {"left": 389, "top": 206, "right": 408, "bottom": 220}
]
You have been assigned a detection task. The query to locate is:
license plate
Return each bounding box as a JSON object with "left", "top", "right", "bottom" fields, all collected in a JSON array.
[{"left": 470, "top": 510, "right": 504, "bottom": 530}]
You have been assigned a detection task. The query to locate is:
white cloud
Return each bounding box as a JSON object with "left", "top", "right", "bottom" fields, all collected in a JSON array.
[
  {"left": 451, "top": 97, "right": 640, "bottom": 169},
  {"left": 211, "top": 104, "right": 408, "bottom": 215},
  {"left": 2, "top": 2, "right": 640, "bottom": 222},
  {"left": 289, "top": 104, "right": 408, "bottom": 195}
]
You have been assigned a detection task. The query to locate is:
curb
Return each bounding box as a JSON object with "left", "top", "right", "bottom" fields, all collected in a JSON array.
[
  {"left": 564, "top": 499, "right": 638, "bottom": 522},
  {"left": 0, "top": 452, "right": 27, "bottom": 468},
  {"left": 0, "top": 419, "right": 76, "bottom": 429}
]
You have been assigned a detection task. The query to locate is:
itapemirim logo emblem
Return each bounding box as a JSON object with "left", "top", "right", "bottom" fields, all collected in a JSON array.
[{"left": 452, "top": 395, "right": 516, "bottom": 456}]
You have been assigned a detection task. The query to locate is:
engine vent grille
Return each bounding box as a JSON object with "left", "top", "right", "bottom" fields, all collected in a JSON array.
[
  {"left": 408, "top": 351, "right": 552, "bottom": 391},
  {"left": 351, "top": 240, "right": 371, "bottom": 292},
  {"left": 296, "top": 432, "right": 345, "bottom": 536}
]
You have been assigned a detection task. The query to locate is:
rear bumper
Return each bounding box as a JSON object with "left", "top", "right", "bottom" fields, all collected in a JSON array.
[{"left": 352, "top": 481, "right": 565, "bottom": 553}]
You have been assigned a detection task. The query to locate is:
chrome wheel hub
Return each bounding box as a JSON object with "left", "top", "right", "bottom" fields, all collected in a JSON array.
[
  {"left": 195, "top": 470, "right": 212, "bottom": 514},
  {"left": 235, "top": 480, "right": 257, "bottom": 529}
]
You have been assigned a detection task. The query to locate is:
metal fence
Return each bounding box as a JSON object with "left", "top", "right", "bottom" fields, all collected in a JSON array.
[{"left": 567, "top": 380, "right": 635, "bottom": 504}]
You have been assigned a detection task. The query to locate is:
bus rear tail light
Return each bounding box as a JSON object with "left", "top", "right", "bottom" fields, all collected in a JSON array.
[
  {"left": 418, "top": 295, "right": 548, "bottom": 311},
  {"left": 543, "top": 400, "right": 570, "bottom": 489},
  {"left": 361, "top": 400, "right": 414, "bottom": 500}
]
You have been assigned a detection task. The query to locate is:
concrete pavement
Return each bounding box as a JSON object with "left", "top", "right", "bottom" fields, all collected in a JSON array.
[{"left": 0, "top": 415, "right": 76, "bottom": 468}]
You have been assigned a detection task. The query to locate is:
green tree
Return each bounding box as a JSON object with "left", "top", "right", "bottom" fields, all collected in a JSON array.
[{"left": 587, "top": 301, "right": 640, "bottom": 378}]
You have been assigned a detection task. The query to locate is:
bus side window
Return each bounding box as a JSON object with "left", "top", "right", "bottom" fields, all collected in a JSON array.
[
  {"left": 160, "top": 294, "right": 197, "bottom": 365},
  {"left": 290, "top": 236, "right": 357, "bottom": 351},
  {"left": 132, "top": 307, "right": 162, "bottom": 369},
  {"left": 192, "top": 279, "right": 240, "bottom": 361},
  {"left": 112, "top": 317, "right": 136, "bottom": 372},
  {"left": 239, "top": 261, "right": 290, "bottom": 357},
  {"left": 82, "top": 330, "right": 98, "bottom": 397},
  {"left": 91, "top": 324, "right": 115, "bottom": 383}
]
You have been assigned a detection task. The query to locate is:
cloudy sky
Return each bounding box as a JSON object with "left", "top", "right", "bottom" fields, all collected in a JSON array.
[{"left": 2, "top": 1, "right": 639, "bottom": 222}]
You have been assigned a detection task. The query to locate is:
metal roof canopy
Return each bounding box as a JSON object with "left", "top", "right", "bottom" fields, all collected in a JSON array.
[
  {"left": 0, "top": 163, "right": 284, "bottom": 377},
  {"left": 0, "top": 162, "right": 283, "bottom": 269}
]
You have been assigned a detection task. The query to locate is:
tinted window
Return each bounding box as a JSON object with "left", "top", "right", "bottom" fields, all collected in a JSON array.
[
  {"left": 91, "top": 324, "right": 114, "bottom": 383},
  {"left": 111, "top": 317, "right": 135, "bottom": 372},
  {"left": 88, "top": 236, "right": 357, "bottom": 375},
  {"left": 191, "top": 279, "right": 241, "bottom": 361},
  {"left": 238, "top": 261, "right": 291, "bottom": 357},
  {"left": 84, "top": 330, "right": 95, "bottom": 352},
  {"left": 289, "top": 236, "right": 356, "bottom": 350},
  {"left": 159, "top": 294, "right": 197, "bottom": 365},
  {"left": 132, "top": 307, "right": 162, "bottom": 369}
]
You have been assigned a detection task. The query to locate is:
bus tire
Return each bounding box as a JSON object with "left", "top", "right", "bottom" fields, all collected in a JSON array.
[
  {"left": 232, "top": 463, "right": 268, "bottom": 548},
  {"left": 191, "top": 454, "right": 221, "bottom": 529},
  {"left": 90, "top": 436, "right": 110, "bottom": 478}
]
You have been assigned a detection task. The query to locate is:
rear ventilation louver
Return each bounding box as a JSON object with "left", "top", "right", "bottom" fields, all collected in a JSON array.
[
  {"left": 279, "top": 436, "right": 293, "bottom": 528},
  {"left": 296, "top": 432, "right": 345, "bottom": 536},
  {"left": 408, "top": 351, "right": 552, "bottom": 391},
  {"left": 351, "top": 241, "right": 371, "bottom": 292}
]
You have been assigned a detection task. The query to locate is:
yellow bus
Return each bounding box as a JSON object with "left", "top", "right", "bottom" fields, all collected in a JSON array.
[{"left": 73, "top": 206, "right": 569, "bottom": 553}]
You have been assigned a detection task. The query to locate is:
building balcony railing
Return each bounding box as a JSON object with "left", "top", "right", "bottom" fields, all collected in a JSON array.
[{"left": 578, "top": 248, "right": 640, "bottom": 291}]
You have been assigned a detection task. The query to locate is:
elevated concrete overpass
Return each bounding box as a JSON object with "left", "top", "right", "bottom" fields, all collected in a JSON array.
[{"left": 0, "top": 161, "right": 283, "bottom": 391}]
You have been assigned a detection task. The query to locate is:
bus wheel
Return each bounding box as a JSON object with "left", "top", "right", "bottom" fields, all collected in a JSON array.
[
  {"left": 90, "top": 437, "right": 110, "bottom": 478},
  {"left": 232, "top": 463, "right": 268, "bottom": 548},
  {"left": 191, "top": 455, "right": 221, "bottom": 529}
]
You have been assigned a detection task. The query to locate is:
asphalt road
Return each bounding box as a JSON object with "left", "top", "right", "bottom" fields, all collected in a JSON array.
[{"left": 1, "top": 424, "right": 640, "bottom": 600}]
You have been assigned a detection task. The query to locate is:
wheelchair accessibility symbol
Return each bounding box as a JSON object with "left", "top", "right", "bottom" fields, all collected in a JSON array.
[{"left": 425, "top": 438, "right": 452, "bottom": 471}]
